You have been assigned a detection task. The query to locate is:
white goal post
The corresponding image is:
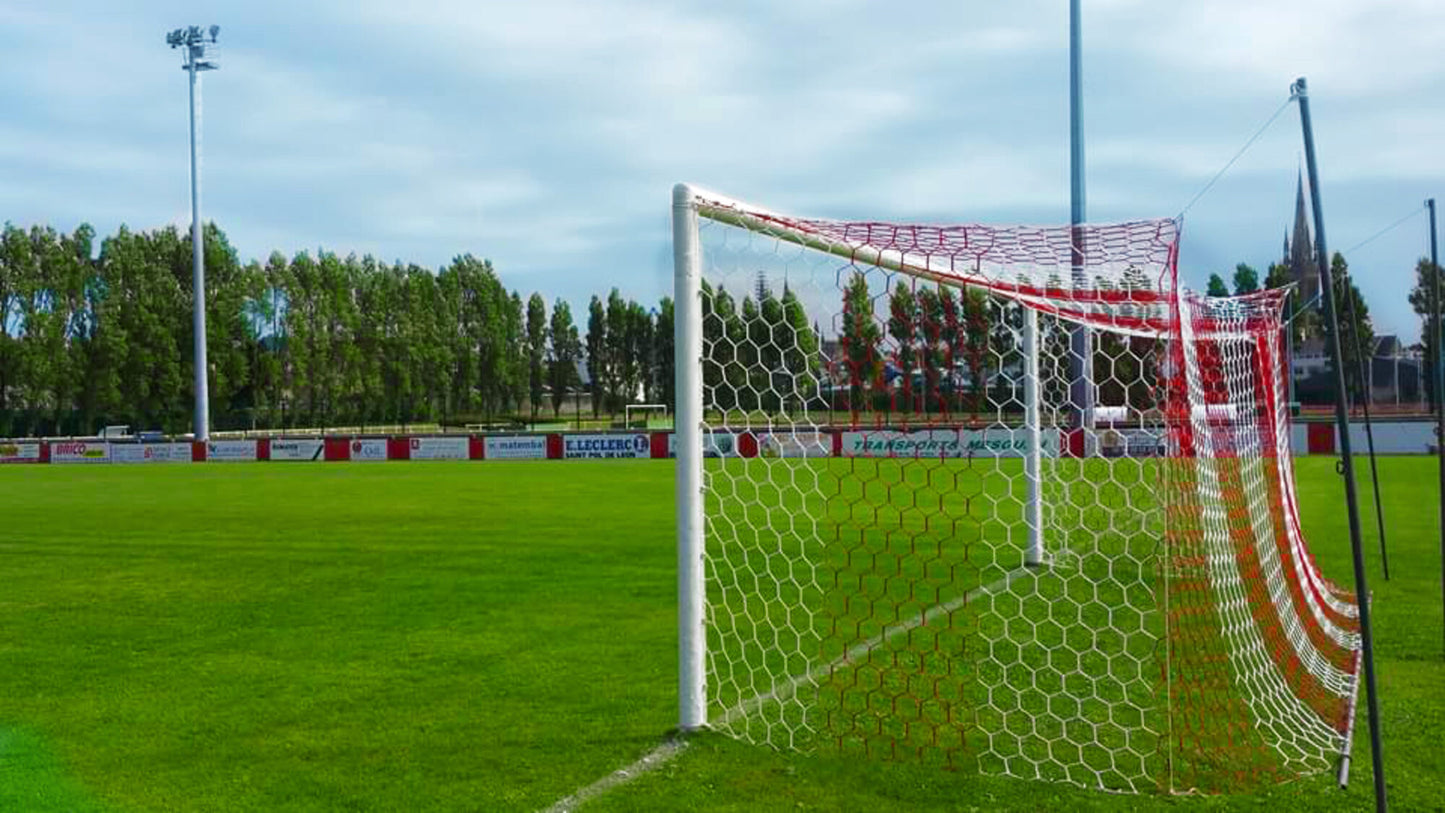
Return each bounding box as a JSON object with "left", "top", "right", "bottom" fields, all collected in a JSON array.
[{"left": 671, "top": 183, "right": 1363, "bottom": 794}]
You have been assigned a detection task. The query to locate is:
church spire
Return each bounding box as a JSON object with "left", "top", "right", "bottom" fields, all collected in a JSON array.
[{"left": 1290, "top": 171, "right": 1319, "bottom": 305}]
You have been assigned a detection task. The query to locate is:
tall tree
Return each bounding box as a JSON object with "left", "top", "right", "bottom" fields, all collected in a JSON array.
[
  {"left": 548, "top": 299, "right": 579, "bottom": 418},
  {"left": 779, "top": 286, "right": 818, "bottom": 412},
  {"left": 626, "top": 301, "right": 654, "bottom": 404},
  {"left": 1232, "top": 263, "right": 1259, "bottom": 295},
  {"left": 1330, "top": 253, "right": 1374, "bottom": 404},
  {"left": 504, "top": 291, "right": 526, "bottom": 412},
  {"left": 738, "top": 295, "right": 761, "bottom": 411},
  {"left": 526, "top": 293, "right": 547, "bottom": 417},
  {"left": 702, "top": 283, "right": 741, "bottom": 414},
  {"left": 841, "top": 273, "right": 882, "bottom": 411},
  {"left": 888, "top": 282, "right": 918, "bottom": 412},
  {"left": 961, "top": 288, "right": 991, "bottom": 410},
  {"left": 1409, "top": 255, "right": 1443, "bottom": 409},
  {"left": 1206, "top": 273, "right": 1229, "bottom": 297},
  {"left": 604, "top": 289, "right": 630, "bottom": 410},
  {"left": 653, "top": 297, "right": 675, "bottom": 411},
  {"left": 586, "top": 295, "right": 606, "bottom": 417}
]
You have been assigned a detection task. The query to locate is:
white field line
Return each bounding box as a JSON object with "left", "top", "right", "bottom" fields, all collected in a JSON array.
[
  {"left": 539, "top": 738, "right": 687, "bottom": 813},
  {"left": 720, "top": 565, "right": 1032, "bottom": 726},
  {"left": 538, "top": 565, "right": 1032, "bottom": 812}
]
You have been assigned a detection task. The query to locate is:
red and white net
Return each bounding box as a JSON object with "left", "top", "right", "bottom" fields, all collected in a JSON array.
[{"left": 683, "top": 188, "right": 1361, "bottom": 793}]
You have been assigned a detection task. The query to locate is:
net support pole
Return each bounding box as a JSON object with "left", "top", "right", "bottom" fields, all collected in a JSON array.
[
  {"left": 1430, "top": 197, "right": 1444, "bottom": 661},
  {"left": 1293, "top": 77, "right": 1386, "bottom": 809},
  {"left": 673, "top": 183, "right": 707, "bottom": 731},
  {"left": 1023, "top": 306, "right": 1045, "bottom": 567},
  {"left": 1336, "top": 261, "right": 1390, "bottom": 579}
]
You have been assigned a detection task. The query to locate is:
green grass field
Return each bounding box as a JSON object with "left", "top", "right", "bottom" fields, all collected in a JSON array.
[{"left": 1, "top": 458, "right": 1441, "bottom": 811}]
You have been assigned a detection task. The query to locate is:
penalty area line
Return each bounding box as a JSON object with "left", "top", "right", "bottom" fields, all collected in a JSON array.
[
  {"left": 539, "top": 564, "right": 1034, "bottom": 812},
  {"left": 538, "top": 738, "right": 687, "bottom": 813},
  {"left": 720, "top": 564, "right": 1031, "bottom": 726}
]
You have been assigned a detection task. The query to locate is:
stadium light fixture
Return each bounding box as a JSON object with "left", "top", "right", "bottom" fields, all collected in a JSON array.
[{"left": 166, "top": 24, "right": 221, "bottom": 440}]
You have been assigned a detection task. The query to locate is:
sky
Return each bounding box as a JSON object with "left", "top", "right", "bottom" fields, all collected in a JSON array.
[{"left": 3, "top": 0, "right": 1443, "bottom": 341}]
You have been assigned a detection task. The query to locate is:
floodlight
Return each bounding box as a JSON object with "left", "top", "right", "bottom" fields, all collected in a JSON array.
[{"left": 161, "top": 23, "right": 223, "bottom": 440}]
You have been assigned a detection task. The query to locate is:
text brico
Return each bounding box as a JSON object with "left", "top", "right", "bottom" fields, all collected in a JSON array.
[{"left": 53, "top": 442, "right": 106, "bottom": 458}]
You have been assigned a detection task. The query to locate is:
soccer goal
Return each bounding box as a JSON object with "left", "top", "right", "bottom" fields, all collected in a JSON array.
[
  {"left": 671, "top": 184, "right": 1363, "bottom": 794},
  {"left": 624, "top": 403, "right": 670, "bottom": 429}
]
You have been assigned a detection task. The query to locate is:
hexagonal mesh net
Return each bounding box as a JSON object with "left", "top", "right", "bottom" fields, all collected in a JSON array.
[{"left": 674, "top": 188, "right": 1362, "bottom": 794}]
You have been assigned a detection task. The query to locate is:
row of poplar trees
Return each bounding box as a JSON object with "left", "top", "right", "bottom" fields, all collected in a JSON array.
[{"left": 0, "top": 221, "right": 676, "bottom": 437}]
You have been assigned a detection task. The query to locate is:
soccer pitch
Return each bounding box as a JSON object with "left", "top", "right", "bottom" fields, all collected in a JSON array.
[{"left": 1, "top": 459, "right": 1441, "bottom": 811}]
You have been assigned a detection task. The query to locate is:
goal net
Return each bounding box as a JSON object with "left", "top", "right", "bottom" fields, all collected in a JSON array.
[{"left": 671, "top": 185, "right": 1363, "bottom": 794}]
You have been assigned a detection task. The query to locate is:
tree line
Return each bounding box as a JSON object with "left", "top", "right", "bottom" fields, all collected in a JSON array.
[
  {"left": 5, "top": 216, "right": 1440, "bottom": 437},
  {"left": 0, "top": 221, "right": 675, "bottom": 436}
]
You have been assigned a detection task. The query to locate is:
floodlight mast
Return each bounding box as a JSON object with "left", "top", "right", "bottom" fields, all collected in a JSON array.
[
  {"left": 1067, "top": 0, "right": 1093, "bottom": 439},
  {"left": 167, "top": 25, "right": 219, "bottom": 440}
]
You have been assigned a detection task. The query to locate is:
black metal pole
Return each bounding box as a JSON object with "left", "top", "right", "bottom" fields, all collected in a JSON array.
[
  {"left": 1294, "top": 77, "right": 1386, "bottom": 810},
  {"left": 1431, "top": 197, "right": 1443, "bottom": 661},
  {"left": 1336, "top": 260, "right": 1391, "bottom": 579}
]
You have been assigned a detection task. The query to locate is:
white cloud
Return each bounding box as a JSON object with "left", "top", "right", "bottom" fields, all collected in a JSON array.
[
  {"left": 1, "top": 0, "right": 1442, "bottom": 343},
  {"left": 1096, "top": 0, "right": 1445, "bottom": 97}
]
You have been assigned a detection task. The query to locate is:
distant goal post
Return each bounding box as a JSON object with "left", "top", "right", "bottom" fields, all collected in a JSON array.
[
  {"left": 623, "top": 403, "right": 669, "bottom": 429},
  {"left": 671, "top": 183, "right": 1363, "bottom": 794}
]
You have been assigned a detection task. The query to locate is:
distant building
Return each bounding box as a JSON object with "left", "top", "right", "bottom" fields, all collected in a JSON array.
[
  {"left": 1291, "top": 337, "right": 1329, "bottom": 380},
  {"left": 1290, "top": 332, "right": 1427, "bottom": 406}
]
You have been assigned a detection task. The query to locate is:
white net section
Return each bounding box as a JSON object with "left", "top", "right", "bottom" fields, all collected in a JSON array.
[{"left": 676, "top": 188, "right": 1362, "bottom": 794}]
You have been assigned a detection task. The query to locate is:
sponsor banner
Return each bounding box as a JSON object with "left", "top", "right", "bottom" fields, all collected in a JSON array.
[
  {"left": 207, "top": 440, "right": 258, "bottom": 462},
  {"left": 0, "top": 441, "right": 41, "bottom": 464},
  {"left": 841, "top": 428, "right": 1060, "bottom": 458},
  {"left": 1347, "top": 421, "right": 1435, "bottom": 454},
  {"left": 665, "top": 432, "right": 739, "bottom": 458},
  {"left": 269, "top": 439, "right": 325, "bottom": 462},
  {"left": 485, "top": 435, "right": 548, "bottom": 460},
  {"left": 51, "top": 441, "right": 110, "bottom": 464},
  {"left": 410, "top": 436, "right": 470, "bottom": 461},
  {"left": 112, "top": 443, "right": 191, "bottom": 464},
  {"left": 564, "top": 433, "right": 651, "bottom": 459},
  {"left": 1098, "top": 428, "right": 1165, "bottom": 458},
  {"left": 758, "top": 431, "right": 830, "bottom": 459},
  {"left": 350, "top": 438, "right": 388, "bottom": 461}
]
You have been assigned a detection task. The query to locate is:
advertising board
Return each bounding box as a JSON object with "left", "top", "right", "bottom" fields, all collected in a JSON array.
[
  {"left": 485, "top": 435, "right": 548, "bottom": 460},
  {"left": 564, "top": 433, "right": 651, "bottom": 459},
  {"left": 1098, "top": 428, "right": 1165, "bottom": 458},
  {"left": 840, "top": 428, "right": 1060, "bottom": 458},
  {"left": 409, "top": 436, "right": 470, "bottom": 460},
  {"left": 1348, "top": 421, "right": 1435, "bottom": 454},
  {"left": 665, "top": 432, "right": 739, "bottom": 458},
  {"left": 757, "top": 431, "right": 830, "bottom": 458},
  {"left": 207, "top": 440, "right": 257, "bottom": 462},
  {"left": 51, "top": 441, "right": 110, "bottom": 464},
  {"left": 269, "top": 439, "right": 325, "bottom": 461},
  {"left": 0, "top": 441, "right": 42, "bottom": 464},
  {"left": 111, "top": 443, "right": 191, "bottom": 463},
  {"left": 350, "top": 438, "right": 388, "bottom": 461}
]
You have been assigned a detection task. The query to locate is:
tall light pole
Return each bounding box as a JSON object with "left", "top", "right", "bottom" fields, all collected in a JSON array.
[
  {"left": 167, "top": 25, "right": 220, "bottom": 440},
  {"left": 1068, "top": 0, "right": 1093, "bottom": 441}
]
